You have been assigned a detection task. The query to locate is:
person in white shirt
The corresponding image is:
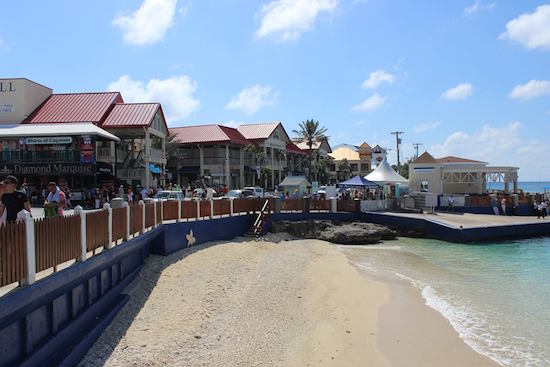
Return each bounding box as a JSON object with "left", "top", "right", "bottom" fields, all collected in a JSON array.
[{"left": 541, "top": 201, "right": 548, "bottom": 219}]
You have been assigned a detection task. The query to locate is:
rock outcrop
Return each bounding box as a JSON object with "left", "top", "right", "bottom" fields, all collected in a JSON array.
[{"left": 269, "top": 220, "right": 397, "bottom": 245}]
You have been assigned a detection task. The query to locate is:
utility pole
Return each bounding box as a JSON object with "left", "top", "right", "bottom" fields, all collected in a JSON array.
[
  {"left": 413, "top": 143, "right": 423, "bottom": 159},
  {"left": 391, "top": 131, "right": 404, "bottom": 169}
]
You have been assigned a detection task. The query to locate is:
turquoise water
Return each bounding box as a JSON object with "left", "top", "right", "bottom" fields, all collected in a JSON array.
[
  {"left": 487, "top": 181, "right": 550, "bottom": 194},
  {"left": 341, "top": 237, "right": 550, "bottom": 367}
]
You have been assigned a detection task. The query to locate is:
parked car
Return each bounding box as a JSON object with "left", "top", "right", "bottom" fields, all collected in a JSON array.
[
  {"left": 224, "top": 189, "right": 245, "bottom": 199},
  {"left": 243, "top": 186, "right": 264, "bottom": 198},
  {"left": 154, "top": 190, "right": 184, "bottom": 200}
]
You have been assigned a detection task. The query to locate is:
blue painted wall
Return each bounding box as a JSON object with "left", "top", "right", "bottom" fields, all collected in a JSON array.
[
  {"left": 362, "top": 212, "right": 550, "bottom": 243},
  {"left": 435, "top": 205, "right": 533, "bottom": 216},
  {"left": 0, "top": 227, "right": 163, "bottom": 367}
]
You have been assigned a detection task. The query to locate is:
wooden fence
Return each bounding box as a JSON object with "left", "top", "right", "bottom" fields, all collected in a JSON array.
[
  {"left": 337, "top": 200, "right": 357, "bottom": 213},
  {"left": 35, "top": 215, "right": 81, "bottom": 273},
  {"left": 199, "top": 201, "right": 211, "bottom": 218},
  {"left": 86, "top": 210, "right": 109, "bottom": 252},
  {"left": 181, "top": 200, "right": 197, "bottom": 219},
  {"left": 310, "top": 199, "right": 331, "bottom": 212},
  {"left": 112, "top": 207, "right": 127, "bottom": 243},
  {"left": 129, "top": 203, "right": 142, "bottom": 235},
  {"left": 281, "top": 199, "right": 303, "bottom": 212},
  {"left": 0, "top": 222, "right": 27, "bottom": 287},
  {"left": 145, "top": 202, "right": 155, "bottom": 229},
  {"left": 213, "top": 199, "right": 231, "bottom": 217},
  {"left": 163, "top": 200, "right": 179, "bottom": 221},
  {"left": 233, "top": 198, "right": 251, "bottom": 214}
]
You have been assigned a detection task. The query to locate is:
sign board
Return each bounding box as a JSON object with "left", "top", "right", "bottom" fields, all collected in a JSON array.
[
  {"left": 0, "top": 163, "right": 95, "bottom": 176},
  {"left": 20, "top": 136, "right": 73, "bottom": 145},
  {"left": 413, "top": 167, "right": 434, "bottom": 173},
  {"left": 0, "top": 104, "right": 13, "bottom": 113},
  {"left": 80, "top": 135, "right": 95, "bottom": 163}
]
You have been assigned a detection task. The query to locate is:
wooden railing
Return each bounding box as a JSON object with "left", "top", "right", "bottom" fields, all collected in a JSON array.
[
  {"left": 0, "top": 222, "right": 27, "bottom": 287},
  {"left": 86, "top": 210, "right": 109, "bottom": 252},
  {"left": 112, "top": 207, "right": 127, "bottom": 242},
  {"left": 0, "top": 197, "right": 356, "bottom": 292},
  {"left": 35, "top": 215, "right": 81, "bottom": 273}
]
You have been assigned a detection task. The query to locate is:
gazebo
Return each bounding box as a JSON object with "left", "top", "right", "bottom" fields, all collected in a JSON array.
[
  {"left": 339, "top": 175, "right": 379, "bottom": 189},
  {"left": 365, "top": 157, "right": 408, "bottom": 197}
]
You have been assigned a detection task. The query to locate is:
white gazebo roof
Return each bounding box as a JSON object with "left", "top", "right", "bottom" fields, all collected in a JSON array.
[
  {"left": 0, "top": 123, "right": 120, "bottom": 142},
  {"left": 365, "top": 157, "right": 408, "bottom": 184}
]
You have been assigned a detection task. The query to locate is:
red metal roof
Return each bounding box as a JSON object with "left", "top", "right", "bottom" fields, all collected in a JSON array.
[
  {"left": 169, "top": 124, "right": 250, "bottom": 145},
  {"left": 436, "top": 156, "right": 486, "bottom": 164},
  {"left": 102, "top": 103, "right": 159, "bottom": 128},
  {"left": 286, "top": 142, "right": 306, "bottom": 155},
  {"left": 237, "top": 122, "right": 285, "bottom": 140},
  {"left": 24, "top": 92, "right": 123, "bottom": 125}
]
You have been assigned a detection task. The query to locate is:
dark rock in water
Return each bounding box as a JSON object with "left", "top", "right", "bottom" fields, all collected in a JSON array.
[{"left": 269, "top": 220, "right": 397, "bottom": 245}]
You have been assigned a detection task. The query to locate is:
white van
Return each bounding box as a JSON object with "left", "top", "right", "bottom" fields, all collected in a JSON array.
[{"left": 243, "top": 186, "right": 264, "bottom": 198}]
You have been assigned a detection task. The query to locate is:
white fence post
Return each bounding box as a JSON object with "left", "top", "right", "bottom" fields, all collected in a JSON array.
[
  {"left": 210, "top": 199, "right": 214, "bottom": 219},
  {"left": 22, "top": 210, "right": 35, "bottom": 285},
  {"left": 196, "top": 199, "right": 200, "bottom": 220},
  {"left": 177, "top": 199, "right": 182, "bottom": 222},
  {"left": 123, "top": 202, "right": 130, "bottom": 239},
  {"left": 153, "top": 200, "right": 158, "bottom": 227},
  {"left": 103, "top": 203, "right": 113, "bottom": 249},
  {"left": 140, "top": 200, "right": 145, "bottom": 233},
  {"left": 331, "top": 198, "right": 337, "bottom": 213},
  {"left": 230, "top": 198, "right": 234, "bottom": 217},
  {"left": 160, "top": 199, "right": 164, "bottom": 224},
  {"left": 74, "top": 205, "right": 87, "bottom": 261}
]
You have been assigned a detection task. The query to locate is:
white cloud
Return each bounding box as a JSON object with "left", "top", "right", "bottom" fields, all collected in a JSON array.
[
  {"left": 508, "top": 80, "right": 550, "bottom": 100},
  {"left": 222, "top": 120, "right": 239, "bottom": 128},
  {"left": 108, "top": 75, "right": 200, "bottom": 123},
  {"left": 113, "top": 0, "right": 177, "bottom": 46},
  {"left": 500, "top": 5, "right": 550, "bottom": 50},
  {"left": 352, "top": 94, "right": 386, "bottom": 112},
  {"left": 463, "top": 1, "right": 495, "bottom": 15},
  {"left": 441, "top": 83, "right": 473, "bottom": 100},
  {"left": 430, "top": 122, "right": 549, "bottom": 180},
  {"left": 225, "top": 84, "right": 277, "bottom": 115},
  {"left": 414, "top": 121, "right": 441, "bottom": 133},
  {"left": 178, "top": 1, "right": 191, "bottom": 16},
  {"left": 361, "top": 70, "right": 395, "bottom": 89},
  {"left": 255, "top": 0, "right": 338, "bottom": 42}
]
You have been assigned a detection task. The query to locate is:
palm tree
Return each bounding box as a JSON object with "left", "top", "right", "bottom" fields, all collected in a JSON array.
[
  {"left": 292, "top": 119, "right": 328, "bottom": 182},
  {"left": 338, "top": 158, "right": 351, "bottom": 181}
]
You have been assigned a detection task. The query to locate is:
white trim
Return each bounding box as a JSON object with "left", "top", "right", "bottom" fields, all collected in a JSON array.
[{"left": 0, "top": 122, "right": 120, "bottom": 142}]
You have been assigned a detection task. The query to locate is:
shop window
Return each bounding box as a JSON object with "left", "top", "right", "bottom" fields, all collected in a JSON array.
[{"left": 421, "top": 181, "right": 429, "bottom": 192}]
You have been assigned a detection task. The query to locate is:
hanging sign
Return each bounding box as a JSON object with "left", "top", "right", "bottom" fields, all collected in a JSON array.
[{"left": 21, "top": 137, "right": 73, "bottom": 145}]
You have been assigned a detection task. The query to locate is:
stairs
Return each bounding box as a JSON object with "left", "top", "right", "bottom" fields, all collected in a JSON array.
[{"left": 245, "top": 200, "right": 270, "bottom": 238}]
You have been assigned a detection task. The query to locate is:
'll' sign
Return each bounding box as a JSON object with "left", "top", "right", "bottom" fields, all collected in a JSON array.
[{"left": 0, "top": 82, "right": 16, "bottom": 93}]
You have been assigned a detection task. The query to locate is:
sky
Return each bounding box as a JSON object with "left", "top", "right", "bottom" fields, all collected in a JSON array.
[{"left": 1, "top": 0, "right": 549, "bottom": 180}]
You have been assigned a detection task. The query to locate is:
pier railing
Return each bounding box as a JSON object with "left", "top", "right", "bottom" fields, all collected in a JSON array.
[{"left": 0, "top": 197, "right": 355, "bottom": 293}]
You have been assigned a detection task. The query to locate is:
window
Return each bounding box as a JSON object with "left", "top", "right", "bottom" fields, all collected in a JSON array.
[
  {"left": 350, "top": 164, "right": 358, "bottom": 171},
  {"left": 360, "top": 164, "right": 370, "bottom": 171},
  {"left": 421, "top": 181, "right": 429, "bottom": 192}
]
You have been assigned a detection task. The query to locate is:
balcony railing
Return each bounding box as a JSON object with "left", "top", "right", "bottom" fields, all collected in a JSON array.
[
  {"left": 0, "top": 150, "right": 82, "bottom": 162},
  {"left": 118, "top": 168, "right": 146, "bottom": 180},
  {"left": 97, "top": 147, "right": 112, "bottom": 159},
  {"left": 150, "top": 148, "right": 165, "bottom": 161}
]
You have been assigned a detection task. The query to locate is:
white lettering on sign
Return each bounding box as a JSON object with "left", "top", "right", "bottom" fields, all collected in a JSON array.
[
  {"left": 22, "top": 137, "right": 73, "bottom": 145},
  {"left": 0, "top": 104, "right": 13, "bottom": 113}
]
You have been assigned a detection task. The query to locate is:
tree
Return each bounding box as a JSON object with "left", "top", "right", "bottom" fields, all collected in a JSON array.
[
  {"left": 314, "top": 157, "right": 330, "bottom": 184},
  {"left": 244, "top": 144, "right": 267, "bottom": 187},
  {"left": 338, "top": 158, "right": 351, "bottom": 181},
  {"left": 292, "top": 119, "right": 328, "bottom": 182}
]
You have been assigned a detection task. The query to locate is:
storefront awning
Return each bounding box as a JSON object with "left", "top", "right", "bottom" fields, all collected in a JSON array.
[
  {"left": 0, "top": 123, "right": 120, "bottom": 142},
  {"left": 149, "top": 163, "right": 161, "bottom": 174}
]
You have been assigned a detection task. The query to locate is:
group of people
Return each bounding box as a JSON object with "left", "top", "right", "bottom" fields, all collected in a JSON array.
[{"left": 0, "top": 176, "right": 67, "bottom": 224}]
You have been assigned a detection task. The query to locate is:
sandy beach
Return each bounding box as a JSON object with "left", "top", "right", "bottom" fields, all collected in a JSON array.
[{"left": 81, "top": 238, "right": 498, "bottom": 366}]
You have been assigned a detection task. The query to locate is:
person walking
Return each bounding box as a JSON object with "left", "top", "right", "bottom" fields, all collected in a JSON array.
[
  {"left": 501, "top": 198, "right": 507, "bottom": 216},
  {"left": 44, "top": 182, "right": 66, "bottom": 218},
  {"left": 534, "top": 201, "right": 540, "bottom": 218},
  {"left": 0, "top": 176, "right": 32, "bottom": 223},
  {"left": 542, "top": 201, "right": 548, "bottom": 219},
  {"left": 448, "top": 195, "right": 454, "bottom": 213}
]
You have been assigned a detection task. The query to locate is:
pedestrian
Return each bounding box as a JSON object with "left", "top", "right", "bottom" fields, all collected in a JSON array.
[
  {"left": 448, "top": 195, "right": 454, "bottom": 212},
  {"left": 127, "top": 187, "right": 134, "bottom": 203},
  {"left": 140, "top": 186, "right": 149, "bottom": 199},
  {"left": 534, "top": 201, "right": 540, "bottom": 218},
  {"left": 542, "top": 201, "right": 548, "bottom": 219},
  {"left": 118, "top": 185, "right": 124, "bottom": 198},
  {"left": 44, "top": 182, "right": 66, "bottom": 218},
  {"left": 501, "top": 198, "right": 507, "bottom": 216},
  {"left": 65, "top": 186, "right": 73, "bottom": 209},
  {"left": 0, "top": 176, "right": 32, "bottom": 223}
]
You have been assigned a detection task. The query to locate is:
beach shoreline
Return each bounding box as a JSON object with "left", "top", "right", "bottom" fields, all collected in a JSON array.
[{"left": 81, "top": 237, "right": 498, "bottom": 366}]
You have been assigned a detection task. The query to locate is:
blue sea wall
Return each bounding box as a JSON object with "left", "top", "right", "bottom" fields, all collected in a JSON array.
[
  {"left": 362, "top": 212, "right": 550, "bottom": 243},
  {"left": 435, "top": 205, "right": 534, "bottom": 216},
  {"left": 0, "top": 227, "right": 163, "bottom": 367}
]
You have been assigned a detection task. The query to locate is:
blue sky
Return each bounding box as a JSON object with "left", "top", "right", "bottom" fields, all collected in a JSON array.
[{"left": 1, "top": 0, "right": 549, "bottom": 179}]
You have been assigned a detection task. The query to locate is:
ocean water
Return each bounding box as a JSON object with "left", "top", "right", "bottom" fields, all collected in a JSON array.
[
  {"left": 340, "top": 237, "right": 550, "bottom": 367},
  {"left": 487, "top": 181, "right": 550, "bottom": 194}
]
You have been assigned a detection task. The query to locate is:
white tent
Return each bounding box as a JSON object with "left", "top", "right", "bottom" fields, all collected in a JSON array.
[{"left": 365, "top": 157, "right": 408, "bottom": 185}]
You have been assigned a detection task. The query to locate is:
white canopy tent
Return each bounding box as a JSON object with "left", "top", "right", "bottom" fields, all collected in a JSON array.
[{"left": 365, "top": 157, "right": 408, "bottom": 185}]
